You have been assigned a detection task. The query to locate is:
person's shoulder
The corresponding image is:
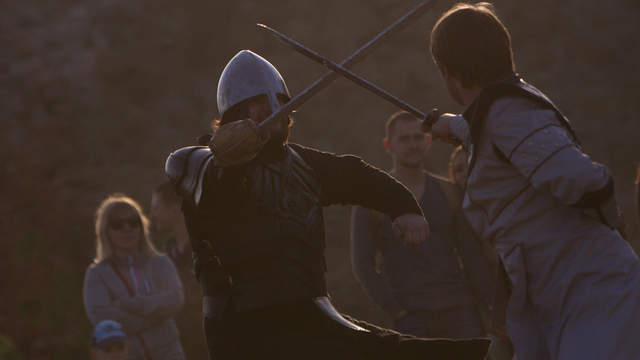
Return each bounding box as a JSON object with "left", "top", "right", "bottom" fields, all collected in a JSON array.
[
  {"left": 288, "top": 143, "right": 334, "bottom": 163},
  {"left": 289, "top": 143, "right": 364, "bottom": 160},
  {"left": 489, "top": 95, "right": 533, "bottom": 117},
  {"left": 167, "top": 145, "right": 211, "bottom": 161},
  {"left": 166, "top": 146, "right": 212, "bottom": 177},
  {"left": 84, "top": 261, "right": 110, "bottom": 280},
  {"left": 87, "top": 260, "right": 107, "bottom": 271},
  {"left": 486, "top": 95, "right": 558, "bottom": 130},
  {"left": 288, "top": 143, "right": 328, "bottom": 155},
  {"left": 492, "top": 94, "right": 554, "bottom": 116},
  {"left": 288, "top": 144, "right": 368, "bottom": 177}
]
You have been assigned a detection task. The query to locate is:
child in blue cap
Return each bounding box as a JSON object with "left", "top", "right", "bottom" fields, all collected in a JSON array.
[{"left": 90, "top": 320, "right": 129, "bottom": 360}]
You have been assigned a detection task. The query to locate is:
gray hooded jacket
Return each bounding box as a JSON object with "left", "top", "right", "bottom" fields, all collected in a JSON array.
[{"left": 83, "top": 253, "right": 185, "bottom": 360}]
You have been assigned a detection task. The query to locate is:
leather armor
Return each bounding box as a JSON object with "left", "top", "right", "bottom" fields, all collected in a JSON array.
[{"left": 166, "top": 145, "right": 327, "bottom": 320}]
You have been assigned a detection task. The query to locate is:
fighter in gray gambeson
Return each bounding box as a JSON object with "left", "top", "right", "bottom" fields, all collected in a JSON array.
[{"left": 429, "top": 4, "right": 640, "bottom": 360}]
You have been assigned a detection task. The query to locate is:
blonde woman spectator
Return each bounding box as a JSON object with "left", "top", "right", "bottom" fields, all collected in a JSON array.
[{"left": 83, "top": 193, "right": 185, "bottom": 360}]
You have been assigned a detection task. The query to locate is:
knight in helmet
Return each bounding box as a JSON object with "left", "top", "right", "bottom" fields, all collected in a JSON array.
[{"left": 165, "top": 50, "right": 489, "bottom": 359}]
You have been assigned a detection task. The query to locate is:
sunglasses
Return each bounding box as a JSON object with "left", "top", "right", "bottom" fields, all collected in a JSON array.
[{"left": 108, "top": 216, "right": 142, "bottom": 231}]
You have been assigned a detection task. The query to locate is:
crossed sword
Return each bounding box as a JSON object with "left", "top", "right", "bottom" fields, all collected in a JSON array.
[{"left": 255, "top": 0, "right": 440, "bottom": 135}]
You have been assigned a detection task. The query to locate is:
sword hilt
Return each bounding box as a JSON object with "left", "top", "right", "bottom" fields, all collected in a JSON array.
[
  {"left": 420, "top": 109, "right": 440, "bottom": 133},
  {"left": 421, "top": 109, "right": 462, "bottom": 146}
]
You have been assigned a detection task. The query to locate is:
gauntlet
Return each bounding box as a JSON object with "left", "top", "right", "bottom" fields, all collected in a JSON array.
[{"left": 209, "top": 119, "right": 270, "bottom": 167}]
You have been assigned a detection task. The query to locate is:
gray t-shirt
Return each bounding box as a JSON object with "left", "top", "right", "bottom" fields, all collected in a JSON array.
[{"left": 351, "top": 173, "right": 474, "bottom": 316}]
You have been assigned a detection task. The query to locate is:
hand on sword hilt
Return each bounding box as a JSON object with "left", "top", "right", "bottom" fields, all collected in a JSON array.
[{"left": 421, "top": 109, "right": 462, "bottom": 147}]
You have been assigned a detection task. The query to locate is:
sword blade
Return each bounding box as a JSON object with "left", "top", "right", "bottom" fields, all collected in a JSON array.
[
  {"left": 260, "top": 25, "right": 429, "bottom": 119},
  {"left": 255, "top": 0, "right": 438, "bottom": 131}
]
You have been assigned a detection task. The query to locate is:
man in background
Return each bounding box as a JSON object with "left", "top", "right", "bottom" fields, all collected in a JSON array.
[
  {"left": 150, "top": 181, "right": 208, "bottom": 360},
  {"left": 351, "top": 111, "right": 494, "bottom": 340}
]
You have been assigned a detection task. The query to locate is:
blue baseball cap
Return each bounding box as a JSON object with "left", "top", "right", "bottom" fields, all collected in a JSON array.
[{"left": 91, "top": 320, "right": 128, "bottom": 349}]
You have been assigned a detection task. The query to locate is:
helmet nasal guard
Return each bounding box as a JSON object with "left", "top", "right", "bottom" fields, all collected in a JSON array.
[{"left": 217, "top": 50, "right": 290, "bottom": 123}]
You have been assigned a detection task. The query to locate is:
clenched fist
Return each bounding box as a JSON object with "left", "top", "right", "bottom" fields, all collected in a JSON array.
[
  {"left": 392, "top": 213, "right": 430, "bottom": 248},
  {"left": 209, "top": 119, "right": 270, "bottom": 167}
]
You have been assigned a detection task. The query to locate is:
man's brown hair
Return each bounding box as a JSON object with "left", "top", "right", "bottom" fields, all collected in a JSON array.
[
  {"left": 384, "top": 110, "right": 421, "bottom": 139},
  {"left": 430, "top": 2, "right": 514, "bottom": 88}
]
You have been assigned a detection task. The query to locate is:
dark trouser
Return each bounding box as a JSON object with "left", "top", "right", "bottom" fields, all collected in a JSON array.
[
  {"left": 204, "top": 298, "right": 491, "bottom": 360},
  {"left": 204, "top": 298, "right": 395, "bottom": 360},
  {"left": 392, "top": 302, "right": 485, "bottom": 339}
]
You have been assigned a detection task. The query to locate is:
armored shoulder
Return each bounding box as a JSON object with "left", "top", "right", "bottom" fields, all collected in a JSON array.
[{"left": 165, "top": 146, "right": 213, "bottom": 209}]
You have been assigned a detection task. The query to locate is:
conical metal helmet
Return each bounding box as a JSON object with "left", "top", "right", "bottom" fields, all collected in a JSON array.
[{"left": 217, "top": 50, "right": 290, "bottom": 123}]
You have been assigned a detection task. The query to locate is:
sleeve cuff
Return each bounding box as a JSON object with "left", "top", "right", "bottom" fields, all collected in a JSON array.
[{"left": 450, "top": 115, "right": 469, "bottom": 141}]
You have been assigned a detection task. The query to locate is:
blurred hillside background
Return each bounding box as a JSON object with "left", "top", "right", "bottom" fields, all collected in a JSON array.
[{"left": 1, "top": 0, "right": 639, "bottom": 358}]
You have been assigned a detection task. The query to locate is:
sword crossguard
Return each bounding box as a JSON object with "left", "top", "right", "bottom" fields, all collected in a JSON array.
[
  {"left": 254, "top": 0, "right": 438, "bottom": 133},
  {"left": 420, "top": 109, "right": 440, "bottom": 133}
]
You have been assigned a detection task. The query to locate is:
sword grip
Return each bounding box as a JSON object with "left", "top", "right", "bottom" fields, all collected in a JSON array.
[{"left": 421, "top": 109, "right": 462, "bottom": 146}]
